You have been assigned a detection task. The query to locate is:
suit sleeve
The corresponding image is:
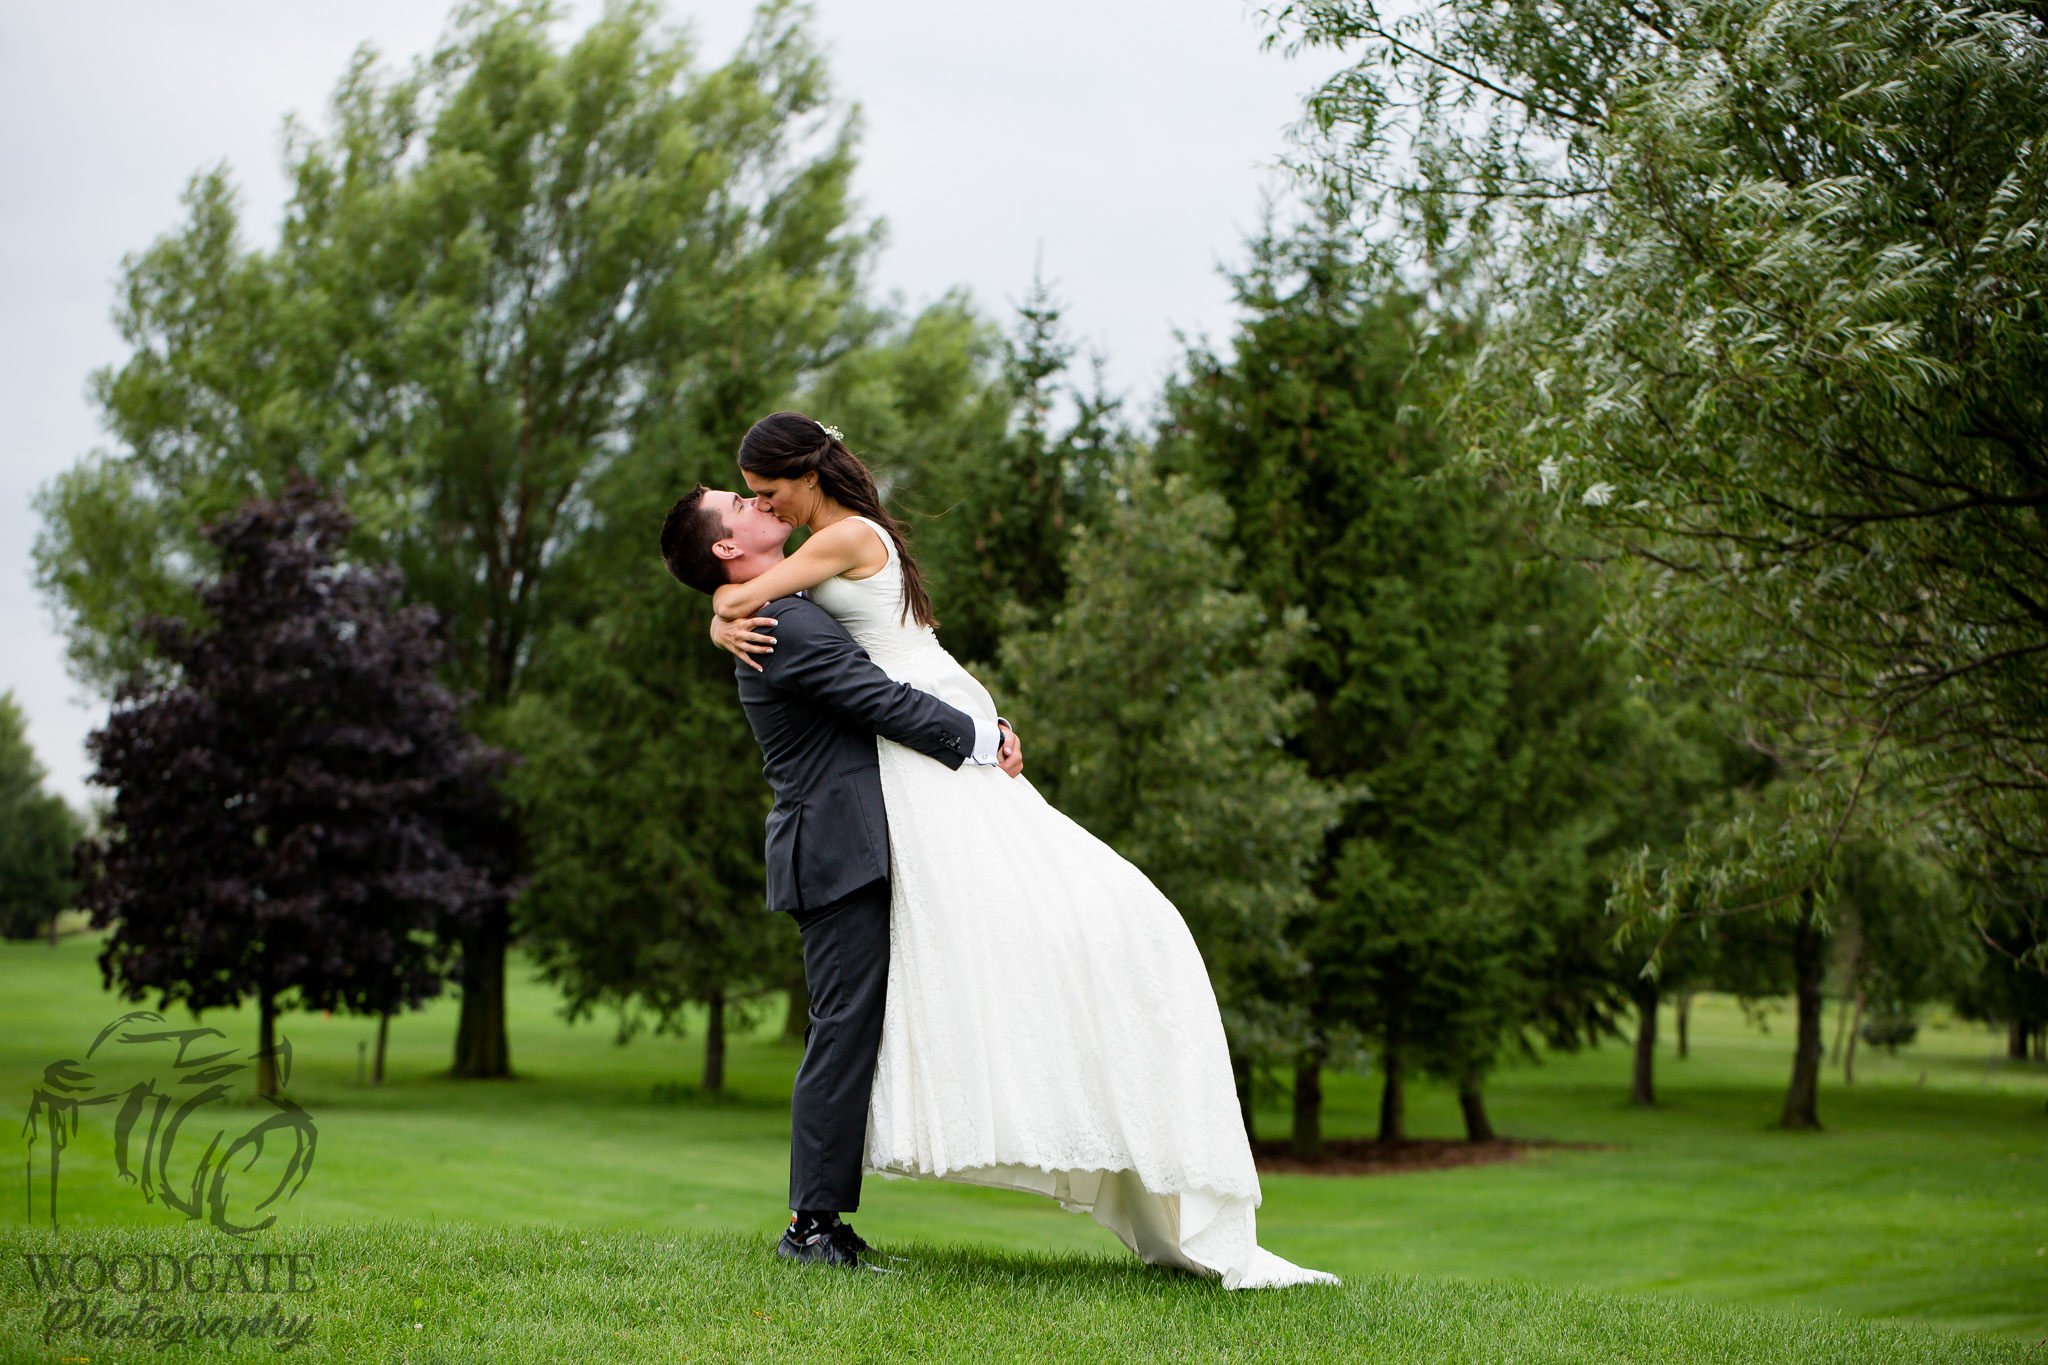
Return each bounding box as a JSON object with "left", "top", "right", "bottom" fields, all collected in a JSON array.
[{"left": 757, "top": 599, "right": 975, "bottom": 770}]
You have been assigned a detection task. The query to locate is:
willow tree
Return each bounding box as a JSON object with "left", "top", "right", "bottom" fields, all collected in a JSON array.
[
  {"left": 37, "top": 0, "right": 874, "bottom": 1075},
  {"left": 1273, "top": 0, "right": 2048, "bottom": 1117}
]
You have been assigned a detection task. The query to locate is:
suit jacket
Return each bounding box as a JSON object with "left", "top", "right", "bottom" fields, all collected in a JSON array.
[{"left": 736, "top": 595, "right": 977, "bottom": 913}]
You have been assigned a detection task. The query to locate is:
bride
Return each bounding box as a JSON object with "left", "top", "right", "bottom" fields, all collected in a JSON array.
[{"left": 706, "top": 411, "right": 1335, "bottom": 1291}]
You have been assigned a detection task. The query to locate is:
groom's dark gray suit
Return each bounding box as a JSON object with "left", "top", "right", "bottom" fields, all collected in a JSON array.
[{"left": 734, "top": 593, "right": 983, "bottom": 1213}]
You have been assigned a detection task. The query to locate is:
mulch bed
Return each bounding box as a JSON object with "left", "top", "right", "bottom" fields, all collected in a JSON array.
[{"left": 1251, "top": 1137, "right": 1612, "bottom": 1176}]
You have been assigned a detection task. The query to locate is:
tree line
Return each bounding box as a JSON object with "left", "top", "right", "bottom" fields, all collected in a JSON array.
[{"left": 16, "top": 0, "right": 2044, "bottom": 1130}]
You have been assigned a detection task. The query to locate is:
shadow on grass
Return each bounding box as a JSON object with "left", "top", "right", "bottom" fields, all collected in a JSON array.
[
  {"left": 846, "top": 1236, "right": 1170, "bottom": 1288},
  {"left": 1252, "top": 1137, "right": 1624, "bottom": 1177},
  {"left": 648, "top": 1082, "right": 788, "bottom": 1111}
]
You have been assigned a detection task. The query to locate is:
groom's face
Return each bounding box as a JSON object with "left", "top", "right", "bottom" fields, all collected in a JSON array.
[{"left": 706, "top": 489, "right": 791, "bottom": 582}]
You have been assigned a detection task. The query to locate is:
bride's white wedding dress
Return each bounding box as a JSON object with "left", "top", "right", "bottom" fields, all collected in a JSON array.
[{"left": 806, "top": 516, "right": 1337, "bottom": 1290}]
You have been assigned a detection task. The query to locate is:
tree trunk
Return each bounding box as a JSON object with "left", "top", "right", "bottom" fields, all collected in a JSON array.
[
  {"left": 2034, "top": 1024, "right": 2045, "bottom": 1064},
  {"left": 1829, "top": 921, "right": 1862, "bottom": 1065},
  {"left": 1377, "top": 1043, "right": 1407, "bottom": 1144},
  {"left": 1291, "top": 1055, "right": 1323, "bottom": 1156},
  {"left": 451, "top": 904, "right": 510, "bottom": 1079},
  {"left": 1676, "top": 991, "right": 1692, "bottom": 1060},
  {"left": 1233, "top": 1050, "right": 1257, "bottom": 1144},
  {"left": 702, "top": 989, "right": 727, "bottom": 1095},
  {"left": 1630, "top": 983, "right": 1659, "bottom": 1107},
  {"left": 374, "top": 1011, "right": 390, "bottom": 1085},
  {"left": 1843, "top": 987, "right": 1865, "bottom": 1085},
  {"left": 782, "top": 966, "right": 810, "bottom": 1043},
  {"left": 256, "top": 991, "right": 278, "bottom": 1100},
  {"left": 1779, "top": 895, "right": 1825, "bottom": 1131},
  {"left": 1458, "top": 1071, "right": 1495, "bottom": 1142}
]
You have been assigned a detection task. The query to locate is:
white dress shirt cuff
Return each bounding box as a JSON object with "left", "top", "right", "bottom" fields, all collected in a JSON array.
[{"left": 967, "top": 716, "right": 1001, "bottom": 766}]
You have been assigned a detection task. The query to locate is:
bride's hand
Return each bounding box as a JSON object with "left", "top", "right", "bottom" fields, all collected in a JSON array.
[{"left": 711, "top": 613, "right": 779, "bottom": 671}]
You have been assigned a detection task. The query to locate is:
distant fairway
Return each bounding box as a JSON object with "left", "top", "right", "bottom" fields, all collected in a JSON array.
[{"left": 4, "top": 933, "right": 2045, "bottom": 1355}]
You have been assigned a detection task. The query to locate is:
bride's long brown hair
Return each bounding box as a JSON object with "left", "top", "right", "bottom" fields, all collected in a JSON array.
[{"left": 738, "top": 412, "right": 936, "bottom": 627}]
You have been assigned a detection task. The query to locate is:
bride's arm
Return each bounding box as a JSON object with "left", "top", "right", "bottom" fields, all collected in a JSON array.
[{"left": 710, "top": 519, "right": 880, "bottom": 622}]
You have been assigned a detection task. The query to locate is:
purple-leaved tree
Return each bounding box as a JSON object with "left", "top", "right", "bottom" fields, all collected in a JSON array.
[{"left": 81, "top": 482, "right": 511, "bottom": 1097}]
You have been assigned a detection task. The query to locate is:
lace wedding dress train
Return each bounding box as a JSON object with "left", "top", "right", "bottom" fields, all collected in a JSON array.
[{"left": 807, "top": 518, "right": 1337, "bottom": 1290}]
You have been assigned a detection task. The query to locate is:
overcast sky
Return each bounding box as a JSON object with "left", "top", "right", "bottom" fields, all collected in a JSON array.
[{"left": 0, "top": 1, "right": 1346, "bottom": 807}]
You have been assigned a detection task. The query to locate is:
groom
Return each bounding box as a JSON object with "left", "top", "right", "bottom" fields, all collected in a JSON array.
[{"left": 660, "top": 485, "right": 1020, "bottom": 1269}]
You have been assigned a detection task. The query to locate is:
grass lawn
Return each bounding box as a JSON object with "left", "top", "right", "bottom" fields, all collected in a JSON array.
[
  {"left": 4, "top": 933, "right": 2045, "bottom": 1362},
  {"left": 4, "top": 1221, "right": 2036, "bottom": 1365}
]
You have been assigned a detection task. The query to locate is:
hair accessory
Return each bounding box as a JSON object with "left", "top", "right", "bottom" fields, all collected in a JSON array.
[{"left": 816, "top": 421, "right": 844, "bottom": 442}]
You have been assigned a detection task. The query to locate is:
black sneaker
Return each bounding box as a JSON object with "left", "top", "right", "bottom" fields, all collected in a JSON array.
[
  {"left": 837, "top": 1222, "right": 906, "bottom": 1265},
  {"left": 776, "top": 1219, "right": 887, "bottom": 1270}
]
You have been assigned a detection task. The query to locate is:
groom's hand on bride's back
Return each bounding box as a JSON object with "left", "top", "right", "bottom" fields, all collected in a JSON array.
[
  {"left": 712, "top": 613, "right": 780, "bottom": 670},
  {"left": 998, "top": 721, "right": 1023, "bottom": 778}
]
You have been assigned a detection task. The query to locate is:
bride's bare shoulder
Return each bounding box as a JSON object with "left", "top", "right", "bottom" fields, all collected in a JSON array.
[{"left": 815, "top": 515, "right": 890, "bottom": 581}]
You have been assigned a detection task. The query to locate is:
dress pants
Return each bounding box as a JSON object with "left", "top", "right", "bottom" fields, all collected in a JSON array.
[{"left": 787, "top": 877, "right": 891, "bottom": 1213}]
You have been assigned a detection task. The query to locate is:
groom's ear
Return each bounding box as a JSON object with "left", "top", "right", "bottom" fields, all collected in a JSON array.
[{"left": 711, "top": 538, "right": 742, "bottom": 562}]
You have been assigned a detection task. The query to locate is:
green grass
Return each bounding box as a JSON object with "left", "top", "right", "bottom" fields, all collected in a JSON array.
[
  {"left": 3, "top": 934, "right": 2045, "bottom": 1362},
  {"left": 3, "top": 1221, "right": 2036, "bottom": 1365}
]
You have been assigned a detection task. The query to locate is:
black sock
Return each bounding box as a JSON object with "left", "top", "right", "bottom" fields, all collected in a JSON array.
[{"left": 790, "top": 1210, "right": 839, "bottom": 1239}]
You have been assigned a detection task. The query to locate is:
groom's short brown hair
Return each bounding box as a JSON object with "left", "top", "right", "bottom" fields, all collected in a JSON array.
[{"left": 660, "top": 485, "right": 730, "bottom": 595}]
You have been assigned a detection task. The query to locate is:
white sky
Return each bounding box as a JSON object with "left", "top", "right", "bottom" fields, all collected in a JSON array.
[{"left": 0, "top": 1, "right": 1346, "bottom": 808}]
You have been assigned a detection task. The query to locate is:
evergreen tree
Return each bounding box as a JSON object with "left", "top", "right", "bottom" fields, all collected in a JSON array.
[
  {"left": 1954, "top": 875, "right": 2048, "bottom": 1066},
  {"left": 875, "top": 278, "right": 1125, "bottom": 668},
  {"left": 1159, "top": 218, "right": 1640, "bottom": 1146},
  {"left": 1398, "top": 557, "right": 1648, "bottom": 1136},
  {"left": 1600, "top": 688, "right": 1778, "bottom": 1106},
  {"left": 995, "top": 464, "right": 1341, "bottom": 1140},
  {"left": 0, "top": 694, "right": 84, "bottom": 942}
]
